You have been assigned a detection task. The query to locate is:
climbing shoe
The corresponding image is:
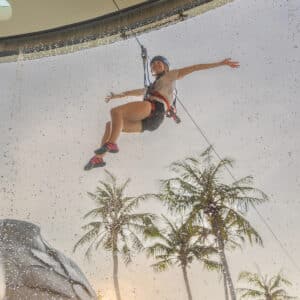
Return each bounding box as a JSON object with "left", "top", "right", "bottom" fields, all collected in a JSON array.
[
  {"left": 84, "top": 155, "right": 106, "bottom": 171},
  {"left": 94, "top": 142, "right": 119, "bottom": 155}
]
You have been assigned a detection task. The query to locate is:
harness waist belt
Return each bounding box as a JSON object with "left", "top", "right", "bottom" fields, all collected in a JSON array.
[{"left": 148, "top": 91, "right": 171, "bottom": 111}]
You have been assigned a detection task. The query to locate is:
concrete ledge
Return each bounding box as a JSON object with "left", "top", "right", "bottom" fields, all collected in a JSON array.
[{"left": 0, "top": 0, "right": 233, "bottom": 63}]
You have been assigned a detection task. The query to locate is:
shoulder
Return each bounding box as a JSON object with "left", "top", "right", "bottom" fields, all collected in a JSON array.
[{"left": 164, "top": 69, "right": 179, "bottom": 81}]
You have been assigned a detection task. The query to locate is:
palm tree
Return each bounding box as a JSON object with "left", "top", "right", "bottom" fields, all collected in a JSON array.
[
  {"left": 237, "top": 270, "right": 297, "bottom": 299},
  {"left": 158, "top": 147, "right": 268, "bottom": 300},
  {"left": 73, "top": 170, "right": 155, "bottom": 300},
  {"left": 146, "top": 215, "right": 220, "bottom": 300}
]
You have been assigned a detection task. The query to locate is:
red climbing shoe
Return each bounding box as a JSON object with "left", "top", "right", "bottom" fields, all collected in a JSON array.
[
  {"left": 84, "top": 155, "right": 106, "bottom": 171},
  {"left": 94, "top": 142, "right": 119, "bottom": 155}
]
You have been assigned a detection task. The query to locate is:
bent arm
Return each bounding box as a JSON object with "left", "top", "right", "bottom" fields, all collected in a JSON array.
[{"left": 176, "top": 58, "right": 239, "bottom": 79}]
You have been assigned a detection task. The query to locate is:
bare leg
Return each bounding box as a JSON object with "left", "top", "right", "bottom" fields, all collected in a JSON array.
[
  {"left": 101, "top": 121, "right": 112, "bottom": 145},
  {"left": 108, "top": 101, "right": 152, "bottom": 143},
  {"left": 95, "top": 115, "right": 144, "bottom": 159},
  {"left": 85, "top": 101, "right": 151, "bottom": 170},
  {"left": 94, "top": 101, "right": 151, "bottom": 158},
  {"left": 95, "top": 121, "right": 112, "bottom": 159}
]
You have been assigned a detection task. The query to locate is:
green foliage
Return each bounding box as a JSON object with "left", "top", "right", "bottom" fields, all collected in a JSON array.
[
  {"left": 74, "top": 170, "right": 156, "bottom": 264},
  {"left": 146, "top": 215, "right": 220, "bottom": 272},
  {"left": 237, "top": 270, "right": 297, "bottom": 299},
  {"left": 155, "top": 147, "right": 269, "bottom": 300},
  {"left": 158, "top": 147, "right": 268, "bottom": 251}
]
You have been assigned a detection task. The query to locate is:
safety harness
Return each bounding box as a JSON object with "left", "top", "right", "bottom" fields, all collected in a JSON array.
[{"left": 140, "top": 46, "right": 181, "bottom": 124}]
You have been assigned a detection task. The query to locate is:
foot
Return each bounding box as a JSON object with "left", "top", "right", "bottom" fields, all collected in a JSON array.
[
  {"left": 84, "top": 155, "right": 106, "bottom": 171},
  {"left": 94, "top": 142, "right": 119, "bottom": 155}
]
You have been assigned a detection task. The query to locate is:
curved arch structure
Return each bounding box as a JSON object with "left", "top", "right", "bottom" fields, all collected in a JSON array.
[{"left": 0, "top": 0, "right": 233, "bottom": 63}]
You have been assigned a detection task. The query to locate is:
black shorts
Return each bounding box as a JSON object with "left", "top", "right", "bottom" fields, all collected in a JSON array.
[{"left": 141, "top": 100, "right": 165, "bottom": 132}]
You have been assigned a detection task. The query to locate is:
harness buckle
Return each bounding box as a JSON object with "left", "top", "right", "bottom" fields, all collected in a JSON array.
[{"left": 166, "top": 106, "right": 181, "bottom": 124}]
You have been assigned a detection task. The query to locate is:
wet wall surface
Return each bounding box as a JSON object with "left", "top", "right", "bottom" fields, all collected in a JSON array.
[{"left": 0, "top": 0, "right": 299, "bottom": 299}]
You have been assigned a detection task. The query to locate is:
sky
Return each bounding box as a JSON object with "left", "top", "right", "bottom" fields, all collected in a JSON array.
[{"left": 0, "top": 0, "right": 299, "bottom": 299}]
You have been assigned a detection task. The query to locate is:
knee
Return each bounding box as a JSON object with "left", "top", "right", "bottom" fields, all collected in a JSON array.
[
  {"left": 110, "top": 107, "right": 122, "bottom": 118},
  {"left": 105, "top": 121, "right": 111, "bottom": 129}
]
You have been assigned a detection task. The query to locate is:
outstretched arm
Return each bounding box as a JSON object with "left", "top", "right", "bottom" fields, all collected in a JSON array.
[
  {"left": 176, "top": 58, "right": 240, "bottom": 79},
  {"left": 105, "top": 88, "right": 146, "bottom": 102}
]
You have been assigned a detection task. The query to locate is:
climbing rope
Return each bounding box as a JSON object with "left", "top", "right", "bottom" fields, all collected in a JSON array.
[{"left": 111, "top": 0, "right": 300, "bottom": 274}]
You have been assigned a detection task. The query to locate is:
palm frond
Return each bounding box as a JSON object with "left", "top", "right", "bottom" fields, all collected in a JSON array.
[
  {"left": 151, "top": 258, "right": 175, "bottom": 272},
  {"left": 83, "top": 207, "right": 108, "bottom": 219},
  {"left": 201, "top": 259, "right": 222, "bottom": 272},
  {"left": 211, "top": 158, "right": 234, "bottom": 180},
  {"left": 73, "top": 222, "right": 102, "bottom": 253},
  {"left": 236, "top": 287, "right": 263, "bottom": 299},
  {"left": 238, "top": 271, "right": 265, "bottom": 290},
  {"left": 146, "top": 242, "right": 172, "bottom": 258}
]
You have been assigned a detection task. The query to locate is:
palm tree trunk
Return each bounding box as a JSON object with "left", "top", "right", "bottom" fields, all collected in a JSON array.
[
  {"left": 223, "top": 271, "right": 229, "bottom": 300},
  {"left": 181, "top": 265, "right": 193, "bottom": 300},
  {"left": 211, "top": 217, "right": 236, "bottom": 300},
  {"left": 217, "top": 236, "right": 236, "bottom": 300},
  {"left": 113, "top": 249, "right": 122, "bottom": 300}
]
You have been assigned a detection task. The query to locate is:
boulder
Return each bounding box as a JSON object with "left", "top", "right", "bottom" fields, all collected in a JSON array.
[{"left": 0, "top": 219, "right": 97, "bottom": 300}]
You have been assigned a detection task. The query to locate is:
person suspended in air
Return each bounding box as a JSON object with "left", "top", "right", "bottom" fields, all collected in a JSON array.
[{"left": 84, "top": 56, "right": 239, "bottom": 170}]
